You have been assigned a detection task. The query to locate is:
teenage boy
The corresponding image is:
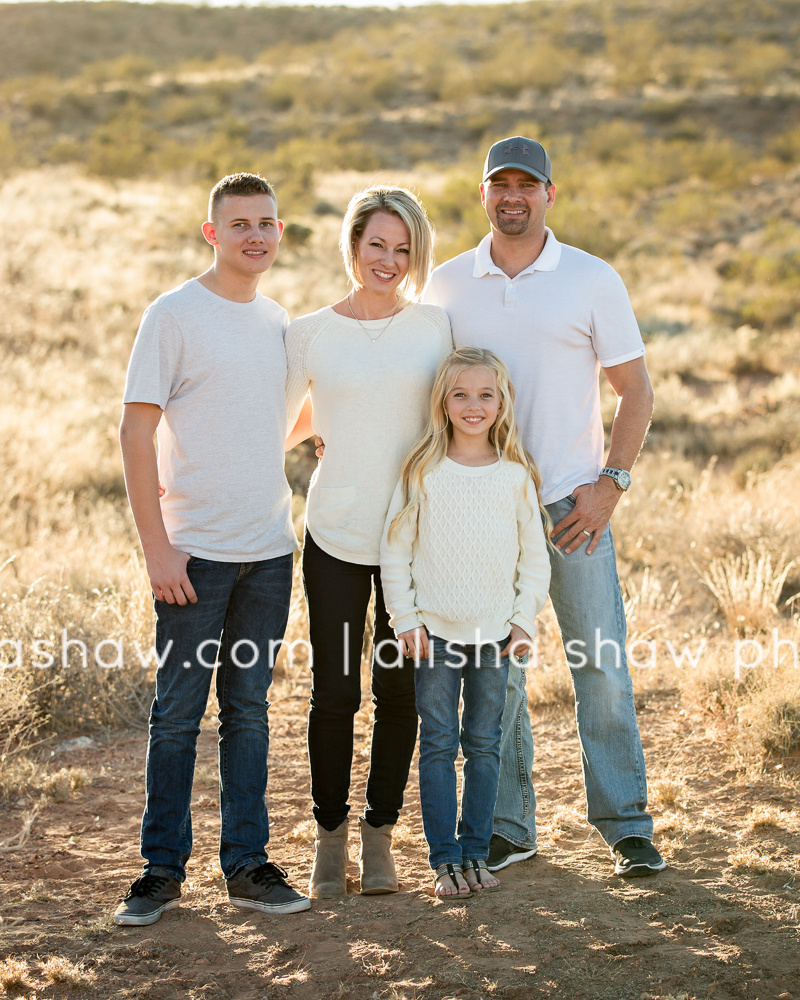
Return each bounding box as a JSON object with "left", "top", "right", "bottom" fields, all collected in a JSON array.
[
  {"left": 115, "top": 173, "right": 309, "bottom": 925},
  {"left": 424, "top": 138, "right": 663, "bottom": 878}
]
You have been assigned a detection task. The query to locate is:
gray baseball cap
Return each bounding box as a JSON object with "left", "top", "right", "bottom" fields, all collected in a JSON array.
[{"left": 483, "top": 136, "right": 552, "bottom": 184}]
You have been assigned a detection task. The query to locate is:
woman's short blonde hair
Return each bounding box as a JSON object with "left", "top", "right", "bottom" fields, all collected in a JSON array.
[{"left": 339, "top": 186, "right": 434, "bottom": 300}]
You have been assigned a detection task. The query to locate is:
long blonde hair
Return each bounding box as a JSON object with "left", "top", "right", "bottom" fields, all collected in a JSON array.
[{"left": 389, "top": 348, "right": 551, "bottom": 542}]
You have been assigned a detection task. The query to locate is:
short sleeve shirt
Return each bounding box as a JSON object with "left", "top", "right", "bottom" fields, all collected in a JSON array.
[
  {"left": 423, "top": 230, "right": 644, "bottom": 504},
  {"left": 123, "top": 278, "right": 297, "bottom": 561}
]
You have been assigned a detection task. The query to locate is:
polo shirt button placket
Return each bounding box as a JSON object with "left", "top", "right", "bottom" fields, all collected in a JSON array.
[{"left": 504, "top": 279, "right": 516, "bottom": 312}]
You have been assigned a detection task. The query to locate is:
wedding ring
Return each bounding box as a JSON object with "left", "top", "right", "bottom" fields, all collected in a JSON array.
[{"left": 583, "top": 529, "right": 591, "bottom": 536}]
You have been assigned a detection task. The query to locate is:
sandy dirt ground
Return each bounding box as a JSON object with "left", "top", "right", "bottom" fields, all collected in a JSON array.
[{"left": 2, "top": 680, "right": 799, "bottom": 1000}]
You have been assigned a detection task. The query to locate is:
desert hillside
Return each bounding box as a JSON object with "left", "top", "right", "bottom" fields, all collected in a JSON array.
[{"left": 0, "top": 2, "right": 798, "bottom": 998}]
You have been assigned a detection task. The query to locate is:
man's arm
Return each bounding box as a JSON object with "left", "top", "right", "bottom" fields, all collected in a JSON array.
[
  {"left": 285, "top": 394, "right": 314, "bottom": 452},
  {"left": 119, "top": 402, "right": 197, "bottom": 605},
  {"left": 553, "top": 356, "right": 654, "bottom": 555}
]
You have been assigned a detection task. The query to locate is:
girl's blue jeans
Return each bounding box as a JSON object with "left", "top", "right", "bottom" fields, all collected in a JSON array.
[
  {"left": 140, "top": 553, "right": 293, "bottom": 881},
  {"left": 416, "top": 635, "right": 510, "bottom": 870}
]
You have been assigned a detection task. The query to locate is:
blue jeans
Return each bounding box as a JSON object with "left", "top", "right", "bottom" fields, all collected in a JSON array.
[
  {"left": 417, "top": 635, "right": 509, "bottom": 869},
  {"left": 140, "top": 553, "right": 293, "bottom": 880},
  {"left": 494, "top": 495, "right": 652, "bottom": 850}
]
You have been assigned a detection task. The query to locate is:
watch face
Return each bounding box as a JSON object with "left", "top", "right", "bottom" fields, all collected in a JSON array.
[{"left": 618, "top": 470, "right": 632, "bottom": 490}]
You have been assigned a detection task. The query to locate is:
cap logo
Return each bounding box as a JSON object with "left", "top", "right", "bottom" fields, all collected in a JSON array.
[{"left": 503, "top": 142, "right": 529, "bottom": 156}]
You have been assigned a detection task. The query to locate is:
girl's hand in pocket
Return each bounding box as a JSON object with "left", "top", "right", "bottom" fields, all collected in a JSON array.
[
  {"left": 501, "top": 624, "right": 534, "bottom": 663},
  {"left": 397, "top": 627, "right": 429, "bottom": 661}
]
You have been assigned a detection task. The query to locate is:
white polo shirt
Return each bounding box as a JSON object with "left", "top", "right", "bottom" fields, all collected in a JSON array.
[{"left": 423, "top": 229, "right": 645, "bottom": 504}]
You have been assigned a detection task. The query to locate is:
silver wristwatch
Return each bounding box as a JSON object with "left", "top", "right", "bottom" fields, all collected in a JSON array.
[{"left": 600, "top": 467, "right": 632, "bottom": 491}]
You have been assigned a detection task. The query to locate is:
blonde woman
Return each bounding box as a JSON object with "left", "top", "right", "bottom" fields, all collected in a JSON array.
[
  {"left": 285, "top": 187, "right": 452, "bottom": 898},
  {"left": 380, "top": 349, "right": 551, "bottom": 898}
]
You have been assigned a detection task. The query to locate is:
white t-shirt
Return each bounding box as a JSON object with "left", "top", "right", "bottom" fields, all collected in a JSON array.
[
  {"left": 123, "top": 278, "right": 297, "bottom": 562},
  {"left": 285, "top": 303, "right": 453, "bottom": 565},
  {"left": 380, "top": 457, "right": 551, "bottom": 644},
  {"left": 423, "top": 229, "right": 645, "bottom": 504}
]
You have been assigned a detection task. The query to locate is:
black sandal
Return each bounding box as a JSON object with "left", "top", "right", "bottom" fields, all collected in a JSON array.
[
  {"left": 433, "top": 863, "right": 471, "bottom": 899},
  {"left": 463, "top": 858, "right": 501, "bottom": 892}
]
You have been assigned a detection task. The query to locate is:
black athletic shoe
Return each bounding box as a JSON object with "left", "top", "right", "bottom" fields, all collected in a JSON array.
[
  {"left": 612, "top": 837, "right": 667, "bottom": 877},
  {"left": 227, "top": 861, "right": 311, "bottom": 914},
  {"left": 486, "top": 834, "right": 538, "bottom": 872},
  {"left": 114, "top": 869, "right": 182, "bottom": 926}
]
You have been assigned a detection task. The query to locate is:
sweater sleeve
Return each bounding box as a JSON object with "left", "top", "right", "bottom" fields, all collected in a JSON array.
[
  {"left": 379, "top": 481, "right": 423, "bottom": 637},
  {"left": 284, "top": 317, "right": 311, "bottom": 431},
  {"left": 510, "top": 472, "right": 551, "bottom": 640}
]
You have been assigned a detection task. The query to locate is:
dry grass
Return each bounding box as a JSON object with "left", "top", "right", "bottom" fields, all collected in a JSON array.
[
  {"left": 744, "top": 804, "right": 796, "bottom": 832},
  {"left": 727, "top": 843, "right": 791, "bottom": 875},
  {"left": 272, "top": 556, "right": 312, "bottom": 693},
  {"left": 39, "top": 956, "right": 96, "bottom": 987},
  {"left": 0, "top": 957, "right": 34, "bottom": 991},
  {"left": 648, "top": 776, "right": 688, "bottom": 810},
  {"left": 287, "top": 818, "right": 316, "bottom": 845},
  {"left": 700, "top": 550, "right": 796, "bottom": 636},
  {"left": 544, "top": 805, "right": 585, "bottom": 840},
  {"left": 0, "top": 164, "right": 799, "bottom": 790},
  {"left": 193, "top": 765, "right": 219, "bottom": 787},
  {"left": 40, "top": 765, "right": 91, "bottom": 802},
  {"left": 19, "top": 879, "right": 52, "bottom": 903},
  {"left": 0, "top": 757, "right": 38, "bottom": 803},
  {"left": 0, "top": 807, "right": 38, "bottom": 853}
]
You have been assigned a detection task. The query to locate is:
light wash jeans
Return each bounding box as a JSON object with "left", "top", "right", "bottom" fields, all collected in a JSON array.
[
  {"left": 494, "top": 495, "right": 652, "bottom": 850},
  {"left": 416, "top": 636, "right": 509, "bottom": 869},
  {"left": 141, "top": 553, "right": 293, "bottom": 880}
]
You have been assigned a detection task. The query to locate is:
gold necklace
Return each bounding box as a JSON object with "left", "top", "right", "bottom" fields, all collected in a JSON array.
[{"left": 346, "top": 293, "right": 401, "bottom": 343}]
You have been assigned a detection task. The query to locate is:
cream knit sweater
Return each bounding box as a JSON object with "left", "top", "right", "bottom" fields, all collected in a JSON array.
[
  {"left": 285, "top": 303, "right": 452, "bottom": 565},
  {"left": 380, "top": 457, "right": 551, "bottom": 644}
]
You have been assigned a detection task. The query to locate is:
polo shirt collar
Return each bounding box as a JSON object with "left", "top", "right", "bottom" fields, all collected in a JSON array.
[{"left": 473, "top": 227, "right": 562, "bottom": 278}]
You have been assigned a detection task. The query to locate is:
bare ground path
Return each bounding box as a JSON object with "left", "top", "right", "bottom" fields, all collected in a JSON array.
[{"left": 2, "top": 684, "right": 799, "bottom": 1000}]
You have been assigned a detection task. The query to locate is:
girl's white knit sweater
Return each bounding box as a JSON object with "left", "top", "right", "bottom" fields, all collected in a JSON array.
[
  {"left": 380, "top": 457, "right": 551, "bottom": 644},
  {"left": 285, "top": 303, "right": 452, "bottom": 565}
]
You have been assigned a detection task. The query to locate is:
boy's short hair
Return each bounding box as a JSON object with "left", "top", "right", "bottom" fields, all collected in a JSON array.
[{"left": 208, "top": 173, "right": 277, "bottom": 222}]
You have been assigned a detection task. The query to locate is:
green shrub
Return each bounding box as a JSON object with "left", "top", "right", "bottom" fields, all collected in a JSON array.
[
  {"left": 85, "top": 106, "right": 160, "bottom": 179},
  {"left": 726, "top": 40, "right": 792, "bottom": 93},
  {"left": 715, "top": 225, "right": 800, "bottom": 329},
  {"left": 77, "top": 55, "right": 156, "bottom": 88}
]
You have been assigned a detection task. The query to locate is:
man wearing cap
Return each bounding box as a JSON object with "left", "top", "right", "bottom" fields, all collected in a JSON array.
[{"left": 423, "top": 137, "right": 662, "bottom": 878}]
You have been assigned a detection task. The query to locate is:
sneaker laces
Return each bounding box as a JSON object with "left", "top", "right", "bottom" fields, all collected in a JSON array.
[
  {"left": 124, "top": 872, "right": 173, "bottom": 899},
  {"left": 244, "top": 862, "right": 290, "bottom": 887}
]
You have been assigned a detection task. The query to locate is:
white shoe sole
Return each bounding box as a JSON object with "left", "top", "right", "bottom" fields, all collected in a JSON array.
[
  {"left": 614, "top": 859, "right": 667, "bottom": 877},
  {"left": 486, "top": 846, "right": 537, "bottom": 873},
  {"left": 113, "top": 898, "right": 180, "bottom": 925},
  {"left": 228, "top": 895, "right": 311, "bottom": 914}
]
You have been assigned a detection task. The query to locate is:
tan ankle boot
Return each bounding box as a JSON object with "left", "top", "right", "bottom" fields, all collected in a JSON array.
[
  {"left": 309, "top": 819, "right": 348, "bottom": 898},
  {"left": 358, "top": 816, "right": 399, "bottom": 894}
]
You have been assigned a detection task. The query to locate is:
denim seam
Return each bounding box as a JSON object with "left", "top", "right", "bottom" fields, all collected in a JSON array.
[
  {"left": 218, "top": 607, "right": 232, "bottom": 864},
  {"left": 514, "top": 700, "right": 529, "bottom": 814}
]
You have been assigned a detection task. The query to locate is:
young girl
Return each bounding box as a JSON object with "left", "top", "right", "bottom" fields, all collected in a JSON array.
[{"left": 380, "top": 348, "right": 551, "bottom": 898}]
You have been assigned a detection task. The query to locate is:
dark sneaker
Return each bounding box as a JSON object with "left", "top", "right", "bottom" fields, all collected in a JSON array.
[
  {"left": 114, "top": 869, "right": 182, "bottom": 926},
  {"left": 227, "top": 861, "right": 311, "bottom": 915},
  {"left": 612, "top": 837, "right": 667, "bottom": 877},
  {"left": 486, "top": 834, "right": 538, "bottom": 873}
]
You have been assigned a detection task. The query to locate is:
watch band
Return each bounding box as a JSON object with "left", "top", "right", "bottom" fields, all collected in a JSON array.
[{"left": 600, "top": 467, "right": 632, "bottom": 491}]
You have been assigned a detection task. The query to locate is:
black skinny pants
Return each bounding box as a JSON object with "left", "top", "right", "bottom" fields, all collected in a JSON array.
[{"left": 302, "top": 532, "right": 417, "bottom": 831}]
